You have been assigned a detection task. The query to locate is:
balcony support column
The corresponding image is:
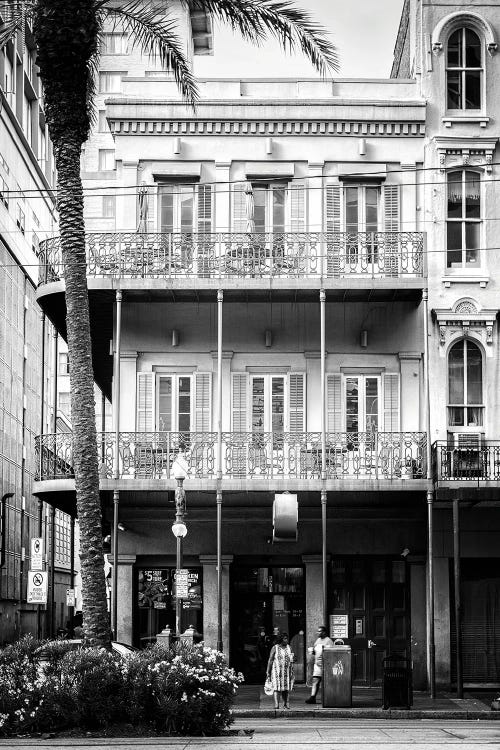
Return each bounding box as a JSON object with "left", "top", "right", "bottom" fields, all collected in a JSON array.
[
  {"left": 320, "top": 289, "right": 327, "bottom": 624},
  {"left": 216, "top": 290, "right": 224, "bottom": 652},
  {"left": 423, "top": 288, "right": 436, "bottom": 698},
  {"left": 37, "top": 313, "right": 46, "bottom": 640},
  {"left": 453, "top": 498, "right": 463, "bottom": 698},
  {"left": 52, "top": 328, "right": 58, "bottom": 433},
  {"left": 112, "top": 290, "right": 122, "bottom": 640}
]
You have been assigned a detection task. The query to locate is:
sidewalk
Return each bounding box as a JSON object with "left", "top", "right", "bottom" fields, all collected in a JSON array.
[{"left": 232, "top": 684, "right": 500, "bottom": 720}]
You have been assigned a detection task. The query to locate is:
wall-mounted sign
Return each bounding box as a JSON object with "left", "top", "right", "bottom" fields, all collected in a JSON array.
[
  {"left": 66, "top": 588, "right": 76, "bottom": 607},
  {"left": 330, "top": 614, "right": 349, "bottom": 639},
  {"left": 27, "top": 571, "right": 48, "bottom": 604},
  {"left": 31, "top": 538, "right": 43, "bottom": 571}
]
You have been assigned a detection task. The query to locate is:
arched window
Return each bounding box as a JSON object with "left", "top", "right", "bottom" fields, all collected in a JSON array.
[
  {"left": 448, "top": 340, "right": 483, "bottom": 427},
  {"left": 447, "top": 28, "right": 482, "bottom": 110},
  {"left": 446, "top": 170, "right": 481, "bottom": 269}
]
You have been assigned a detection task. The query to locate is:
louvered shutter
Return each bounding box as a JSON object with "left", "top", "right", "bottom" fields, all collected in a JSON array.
[
  {"left": 194, "top": 372, "right": 211, "bottom": 431},
  {"left": 327, "top": 374, "right": 342, "bottom": 432},
  {"left": 383, "top": 373, "right": 400, "bottom": 432},
  {"left": 136, "top": 372, "right": 154, "bottom": 431},
  {"left": 289, "top": 182, "right": 306, "bottom": 232},
  {"left": 231, "top": 374, "right": 248, "bottom": 430},
  {"left": 197, "top": 184, "right": 212, "bottom": 233},
  {"left": 232, "top": 183, "right": 246, "bottom": 232},
  {"left": 146, "top": 185, "right": 157, "bottom": 232},
  {"left": 383, "top": 185, "right": 400, "bottom": 276},
  {"left": 288, "top": 373, "right": 305, "bottom": 432},
  {"left": 325, "top": 185, "right": 342, "bottom": 277}
]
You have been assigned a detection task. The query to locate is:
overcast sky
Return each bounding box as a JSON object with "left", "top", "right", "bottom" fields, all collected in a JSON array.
[{"left": 193, "top": 0, "right": 405, "bottom": 79}]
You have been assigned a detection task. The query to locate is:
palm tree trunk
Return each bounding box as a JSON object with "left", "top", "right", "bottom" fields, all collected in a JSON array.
[{"left": 56, "top": 137, "right": 111, "bottom": 646}]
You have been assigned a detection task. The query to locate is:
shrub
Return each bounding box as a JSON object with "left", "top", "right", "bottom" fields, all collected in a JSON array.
[
  {"left": 0, "top": 636, "right": 41, "bottom": 735},
  {"left": 134, "top": 642, "right": 244, "bottom": 735}
]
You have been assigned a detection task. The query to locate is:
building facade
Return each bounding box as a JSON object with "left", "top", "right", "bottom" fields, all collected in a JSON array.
[
  {"left": 35, "top": 0, "right": 499, "bottom": 690},
  {"left": 0, "top": 14, "right": 81, "bottom": 642}
]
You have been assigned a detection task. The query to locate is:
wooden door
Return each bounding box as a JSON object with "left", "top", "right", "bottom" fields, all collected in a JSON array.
[{"left": 331, "top": 558, "right": 410, "bottom": 686}]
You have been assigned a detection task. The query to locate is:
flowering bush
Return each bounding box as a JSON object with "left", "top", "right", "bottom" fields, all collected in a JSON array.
[
  {"left": 124, "top": 642, "right": 244, "bottom": 735},
  {"left": 0, "top": 638, "right": 243, "bottom": 736}
]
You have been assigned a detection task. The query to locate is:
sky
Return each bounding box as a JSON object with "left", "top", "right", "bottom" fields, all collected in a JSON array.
[{"left": 193, "top": 0, "right": 405, "bottom": 80}]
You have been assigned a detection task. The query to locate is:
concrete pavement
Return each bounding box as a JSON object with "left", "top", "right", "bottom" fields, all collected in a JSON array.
[{"left": 0, "top": 720, "right": 500, "bottom": 749}]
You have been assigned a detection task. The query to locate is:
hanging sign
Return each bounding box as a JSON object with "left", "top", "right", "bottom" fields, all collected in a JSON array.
[
  {"left": 273, "top": 493, "right": 298, "bottom": 542},
  {"left": 31, "top": 538, "right": 44, "bottom": 571},
  {"left": 27, "top": 571, "right": 48, "bottom": 604}
]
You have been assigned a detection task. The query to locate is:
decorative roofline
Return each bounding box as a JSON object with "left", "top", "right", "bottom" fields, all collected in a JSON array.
[{"left": 109, "top": 119, "right": 425, "bottom": 137}]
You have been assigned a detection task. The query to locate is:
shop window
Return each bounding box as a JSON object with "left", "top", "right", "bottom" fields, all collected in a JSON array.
[
  {"left": 448, "top": 339, "right": 483, "bottom": 428},
  {"left": 447, "top": 28, "right": 482, "bottom": 110},
  {"left": 446, "top": 170, "right": 481, "bottom": 269}
]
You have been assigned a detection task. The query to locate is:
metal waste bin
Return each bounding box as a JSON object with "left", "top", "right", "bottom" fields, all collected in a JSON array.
[
  {"left": 322, "top": 639, "right": 352, "bottom": 707},
  {"left": 382, "top": 653, "right": 413, "bottom": 709}
]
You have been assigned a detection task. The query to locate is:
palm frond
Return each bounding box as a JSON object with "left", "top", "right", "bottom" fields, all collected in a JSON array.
[
  {"left": 190, "top": 0, "right": 339, "bottom": 75},
  {"left": 0, "top": 1, "right": 29, "bottom": 48},
  {"left": 102, "top": 0, "right": 198, "bottom": 105}
]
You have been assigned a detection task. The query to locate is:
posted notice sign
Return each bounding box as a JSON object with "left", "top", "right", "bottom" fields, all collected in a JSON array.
[
  {"left": 31, "top": 538, "right": 44, "bottom": 571},
  {"left": 66, "top": 588, "right": 76, "bottom": 607},
  {"left": 175, "top": 569, "right": 189, "bottom": 598},
  {"left": 27, "top": 571, "right": 48, "bottom": 604}
]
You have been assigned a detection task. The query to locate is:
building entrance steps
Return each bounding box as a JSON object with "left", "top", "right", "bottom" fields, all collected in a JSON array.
[{"left": 232, "top": 684, "right": 500, "bottom": 719}]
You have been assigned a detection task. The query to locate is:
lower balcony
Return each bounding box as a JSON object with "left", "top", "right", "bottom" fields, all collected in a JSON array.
[{"left": 35, "top": 431, "right": 427, "bottom": 483}]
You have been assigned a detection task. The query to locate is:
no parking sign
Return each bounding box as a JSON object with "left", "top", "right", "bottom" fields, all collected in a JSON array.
[{"left": 27, "top": 571, "right": 48, "bottom": 604}]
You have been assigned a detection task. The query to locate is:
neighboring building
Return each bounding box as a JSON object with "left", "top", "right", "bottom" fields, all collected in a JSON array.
[
  {"left": 34, "top": 0, "right": 499, "bottom": 691},
  {"left": 0, "top": 15, "right": 76, "bottom": 641}
]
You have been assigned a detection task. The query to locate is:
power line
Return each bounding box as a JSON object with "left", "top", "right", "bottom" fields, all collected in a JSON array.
[{"left": 2, "top": 160, "right": 500, "bottom": 197}]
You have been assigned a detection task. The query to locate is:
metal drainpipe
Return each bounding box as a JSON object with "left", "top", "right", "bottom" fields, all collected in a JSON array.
[
  {"left": 49, "top": 504, "right": 55, "bottom": 637},
  {"left": 320, "top": 289, "right": 327, "bottom": 625},
  {"left": 69, "top": 515, "right": 75, "bottom": 637},
  {"left": 423, "top": 288, "right": 436, "bottom": 698},
  {"left": 52, "top": 328, "right": 58, "bottom": 434},
  {"left": 37, "top": 314, "right": 46, "bottom": 640},
  {"left": 453, "top": 498, "right": 463, "bottom": 698},
  {"left": 216, "top": 290, "right": 223, "bottom": 652},
  {"left": 112, "top": 290, "right": 122, "bottom": 640}
]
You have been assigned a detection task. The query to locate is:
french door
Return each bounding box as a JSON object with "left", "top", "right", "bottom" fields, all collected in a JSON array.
[
  {"left": 252, "top": 183, "right": 286, "bottom": 233},
  {"left": 157, "top": 375, "right": 191, "bottom": 432},
  {"left": 345, "top": 185, "right": 379, "bottom": 266},
  {"left": 345, "top": 375, "right": 380, "bottom": 434}
]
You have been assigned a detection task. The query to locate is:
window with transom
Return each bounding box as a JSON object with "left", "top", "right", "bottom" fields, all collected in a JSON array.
[
  {"left": 446, "top": 170, "right": 481, "bottom": 269},
  {"left": 448, "top": 339, "right": 483, "bottom": 428},
  {"left": 447, "top": 28, "right": 482, "bottom": 110}
]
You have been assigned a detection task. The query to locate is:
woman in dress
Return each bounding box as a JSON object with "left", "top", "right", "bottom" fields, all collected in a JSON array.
[{"left": 266, "top": 632, "right": 294, "bottom": 709}]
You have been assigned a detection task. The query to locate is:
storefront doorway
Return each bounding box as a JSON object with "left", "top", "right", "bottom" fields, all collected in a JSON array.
[
  {"left": 330, "top": 558, "right": 410, "bottom": 686},
  {"left": 230, "top": 565, "right": 306, "bottom": 684}
]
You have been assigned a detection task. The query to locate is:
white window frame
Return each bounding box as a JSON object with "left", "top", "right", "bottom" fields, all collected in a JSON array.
[
  {"left": 250, "top": 374, "right": 287, "bottom": 434},
  {"left": 102, "top": 195, "right": 116, "bottom": 218},
  {"left": 343, "top": 374, "right": 382, "bottom": 434},
  {"left": 100, "top": 32, "right": 128, "bottom": 55},
  {"left": 447, "top": 338, "right": 484, "bottom": 432},
  {"left": 446, "top": 169, "right": 482, "bottom": 271},
  {"left": 446, "top": 27, "right": 483, "bottom": 112},
  {"left": 98, "top": 149, "right": 115, "bottom": 171},
  {"left": 156, "top": 374, "right": 193, "bottom": 432},
  {"left": 98, "top": 71, "right": 125, "bottom": 93}
]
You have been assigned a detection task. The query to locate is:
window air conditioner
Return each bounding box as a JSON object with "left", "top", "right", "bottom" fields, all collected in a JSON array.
[{"left": 449, "top": 433, "right": 484, "bottom": 478}]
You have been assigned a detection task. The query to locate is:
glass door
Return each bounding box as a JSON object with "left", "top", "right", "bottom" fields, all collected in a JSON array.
[
  {"left": 345, "top": 186, "right": 379, "bottom": 270},
  {"left": 251, "top": 375, "right": 285, "bottom": 458}
]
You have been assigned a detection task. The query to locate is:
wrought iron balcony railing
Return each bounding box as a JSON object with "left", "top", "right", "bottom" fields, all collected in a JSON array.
[
  {"left": 35, "top": 431, "right": 427, "bottom": 482},
  {"left": 38, "top": 231, "right": 425, "bottom": 283},
  {"left": 433, "top": 441, "right": 500, "bottom": 482}
]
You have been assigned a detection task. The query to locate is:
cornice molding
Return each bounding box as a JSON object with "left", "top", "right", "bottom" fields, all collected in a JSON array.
[{"left": 110, "top": 119, "right": 425, "bottom": 137}]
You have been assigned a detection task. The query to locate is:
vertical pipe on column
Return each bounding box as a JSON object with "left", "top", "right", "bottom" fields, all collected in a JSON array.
[
  {"left": 216, "top": 290, "right": 223, "bottom": 652},
  {"left": 320, "top": 289, "right": 327, "bottom": 625},
  {"left": 112, "top": 290, "right": 122, "bottom": 640},
  {"left": 423, "top": 288, "right": 435, "bottom": 698},
  {"left": 49, "top": 505, "right": 55, "bottom": 637},
  {"left": 37, "top": 313, "right": 46, "bottom": 640},
  {"left": 69, "top": 515, "right": 75, "bottom": 637},
  {"left": 453, "top": 499, "right": 463, "bottom": 698},
  {"left": 52, "top": 329, "right": 58, "bottom": 434}
]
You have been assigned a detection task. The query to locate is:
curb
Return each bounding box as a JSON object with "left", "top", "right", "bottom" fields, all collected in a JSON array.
[{"left": 232, "top": 708, "right": 500, "bottom": 720}]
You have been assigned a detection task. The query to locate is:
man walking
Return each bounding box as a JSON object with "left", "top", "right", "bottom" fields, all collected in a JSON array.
[{"left": 305, "top": 625, "right": 334, "bottom": 704}]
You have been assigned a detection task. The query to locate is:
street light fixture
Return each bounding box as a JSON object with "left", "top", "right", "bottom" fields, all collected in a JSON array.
[{"left": 171, "top": 452, "right": 188, "bottom": 638}]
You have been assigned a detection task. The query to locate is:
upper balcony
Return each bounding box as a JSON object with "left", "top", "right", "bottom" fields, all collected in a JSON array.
[
  {"left": 38, "top": 230, "right": 425, "bottom": 300},
  {"left": 432, "top": 441, "right": 500, "bottom": 501}
]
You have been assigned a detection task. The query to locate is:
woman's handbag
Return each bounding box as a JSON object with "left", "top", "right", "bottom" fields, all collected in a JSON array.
[{"left": 264, "top": 677, "right": 274, "bottom": 696}]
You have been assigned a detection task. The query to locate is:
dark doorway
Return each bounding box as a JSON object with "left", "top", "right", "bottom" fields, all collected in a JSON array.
[
  {"left": 330, "top": 558, "right": 410, "bottom": 686},
  {"left": 230, "top": 565, "right": 306, "bottom": 684}
]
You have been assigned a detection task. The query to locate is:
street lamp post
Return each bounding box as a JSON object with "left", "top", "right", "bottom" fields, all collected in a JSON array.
[{"left": 171, "top": 453, "right": 188, "bottom": 638}]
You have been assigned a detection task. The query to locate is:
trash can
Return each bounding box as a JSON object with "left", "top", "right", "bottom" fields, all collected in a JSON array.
[
  {"left": 322, "top": 639, "right": 352, "bottom": 707},
  {"left": 382, "top": 653, "right": 413, "bottom": 709}
]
